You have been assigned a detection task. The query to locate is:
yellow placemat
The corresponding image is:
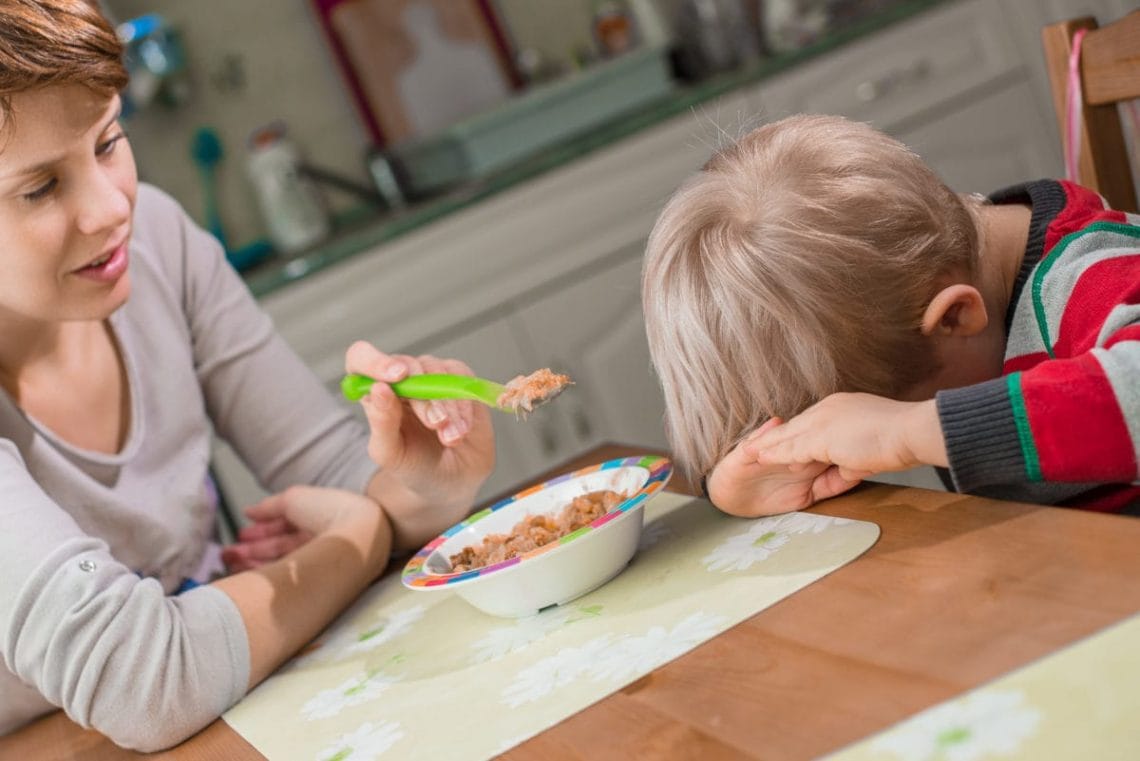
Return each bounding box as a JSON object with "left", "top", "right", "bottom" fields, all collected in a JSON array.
[
  {"left": 823, "top": 611, "right": 1140, "bottom": 761},
  {"left": 224, "top": 493, "right": 879, "bottom": 760}
]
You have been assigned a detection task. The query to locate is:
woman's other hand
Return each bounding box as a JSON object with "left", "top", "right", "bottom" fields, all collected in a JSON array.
[
  {"left": 220, "top": 501, "right": 315, "bottom": 573},
  {"left": 345, "top": 341, "right": 495, "bottom": 551}
]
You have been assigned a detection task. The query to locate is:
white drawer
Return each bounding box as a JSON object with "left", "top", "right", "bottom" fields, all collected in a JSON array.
[{"left": 754, "top": 0, "right": 1023, "bottom": 130}]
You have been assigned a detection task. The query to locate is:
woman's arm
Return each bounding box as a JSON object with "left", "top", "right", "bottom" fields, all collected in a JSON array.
[{"left": 212, "top": 486, "right": 391, "bottom": 688}]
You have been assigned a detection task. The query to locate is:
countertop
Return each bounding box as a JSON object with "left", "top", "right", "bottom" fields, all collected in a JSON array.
[{"left": 241, "top": 0, "right": 949, "bottom": 299}]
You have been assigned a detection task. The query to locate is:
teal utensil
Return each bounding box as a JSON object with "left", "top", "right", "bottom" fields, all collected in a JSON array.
[
  {"left": 341, "top": 370, "right": 571, "bottom": 414},
  {"left": 190, "top": 126, "right": 228, "bottom": 251}
]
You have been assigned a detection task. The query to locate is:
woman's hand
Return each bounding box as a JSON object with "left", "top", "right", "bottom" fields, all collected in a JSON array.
[
  {"left": 746, "top": 393, "right": 947, "bottom": 477},
  {"left": 221, "top": 485, "right": 389, "bottom": 572},
  {"left": 221, "top": 509, "right": 313, "bottom": 573},
  {"left": 345, "top": 341, "right": 495, "bottom": 551},
  {"left": 707, "top": 419, "right": 863, "bottom": 517}
]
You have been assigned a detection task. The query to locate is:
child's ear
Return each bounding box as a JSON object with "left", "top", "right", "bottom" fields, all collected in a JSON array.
[{"left": 920, "top": 284, "right": 988, "bottom": 337}]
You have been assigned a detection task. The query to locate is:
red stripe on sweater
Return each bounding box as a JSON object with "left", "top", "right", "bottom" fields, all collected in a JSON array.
[
  {"left": 1104, "top": 324, "right": 1140, "bottom": 349},
  {"left": 1003, "top": 351, "right": 1050, "bottom": 374},
  {"left": 1019, "top": 353, "right": 1135, "bottom": 481},
  {"left": 1045, "top": 182, "right": 1128, "bottom": 254},
  {"left": 1052, "top": 254, "right": 1140, "bottom": 357}
]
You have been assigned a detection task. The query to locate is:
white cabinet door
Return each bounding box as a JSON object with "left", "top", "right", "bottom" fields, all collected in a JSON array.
[
  {"left": 753, "top": 0, "right": 1023, "bottom": 133},
  {"left": 512, "top": 252, "right": 669, "bottom": 457},
  {"left": 898, "top": 79, "right": 1058, "bottom": 193}
]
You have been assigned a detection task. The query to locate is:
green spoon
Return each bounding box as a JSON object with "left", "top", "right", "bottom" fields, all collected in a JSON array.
[{"left": 340, "top": 369, "right": 571, "bottom": 414}]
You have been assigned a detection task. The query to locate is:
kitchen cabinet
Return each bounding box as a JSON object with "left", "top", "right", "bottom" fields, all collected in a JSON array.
[
  {"left": 750, "top": 0, "right": 1060, "bottom": 192},
  {"left": 211, "top": 0, "right": 1104, "bottom": 513}
]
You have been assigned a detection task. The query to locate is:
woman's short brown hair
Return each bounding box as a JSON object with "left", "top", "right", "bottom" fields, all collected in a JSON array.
[
  {"left": 642, "top": 114, "right": 983, "bottom": 481},
  {"left": 0, "top": 0, "right": 127, "bottom": 126}
]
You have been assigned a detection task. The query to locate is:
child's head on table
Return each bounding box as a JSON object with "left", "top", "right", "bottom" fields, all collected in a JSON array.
[{"left": 642, "top": 114, "right": 1006, "bottom": 484}]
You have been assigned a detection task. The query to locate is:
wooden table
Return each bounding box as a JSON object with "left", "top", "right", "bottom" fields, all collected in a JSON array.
[{"left": 6, "top": 442, "right": 1140, "bottom": 761}]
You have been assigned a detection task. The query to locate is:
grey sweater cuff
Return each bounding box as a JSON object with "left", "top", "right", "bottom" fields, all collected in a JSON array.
[{"left": 936, "top": 377, "right": 1028, "bottom": 492}]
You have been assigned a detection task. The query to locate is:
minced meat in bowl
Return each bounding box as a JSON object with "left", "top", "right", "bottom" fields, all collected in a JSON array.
[{"left": 401, "top": 456, "right": 673, "bottom": 617}]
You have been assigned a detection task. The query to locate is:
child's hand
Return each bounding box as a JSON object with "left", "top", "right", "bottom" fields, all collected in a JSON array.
[
  {"left": 746, "top": 393, "right": 947, "bottom": 477},
  {"left": 706, "top": 419, "right": 863, "bottom": 516},
  {"left": 345, "top": 341, "right": 495, "bottom": 551}
]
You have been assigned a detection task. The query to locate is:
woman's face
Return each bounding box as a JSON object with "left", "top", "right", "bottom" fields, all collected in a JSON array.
[{"left": 0, "top": 85, "right": 137, "bottom": 325}]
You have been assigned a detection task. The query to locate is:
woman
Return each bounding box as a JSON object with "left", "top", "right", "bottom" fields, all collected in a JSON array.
[{"left": 0, "top": 0, "right": 494, "bottom": 750}]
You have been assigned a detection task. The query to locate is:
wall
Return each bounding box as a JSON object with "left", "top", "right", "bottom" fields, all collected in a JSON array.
[
  {"left": 106, "top": 0, "right": 372, "bottom": 251},
  {"left": 103, "top": 0, "right": 649, "bottom": 254}
]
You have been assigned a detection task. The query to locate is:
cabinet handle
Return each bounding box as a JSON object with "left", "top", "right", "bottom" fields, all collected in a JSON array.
[{"left": 855, "top": 58, "right": 932, "bottom": 103}]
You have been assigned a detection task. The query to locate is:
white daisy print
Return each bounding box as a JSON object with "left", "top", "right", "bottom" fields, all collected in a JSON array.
[
  {"left": 500, "top": 635, "right": 613, "bottom": 707},
  {"left": 470, "top": 604, "right": 602, "bottom": 664},
  {"left": 702, "top": 512, "right": 847, "bottom": 572},
  {"left": 766, "top": 512, "right": 852, "bottom": 534},
  {"left": 344, "top": 605, "right": 426, "bottom": 655},
  {"left": 291, "top": 606, "right": 425, "bottom": 667},
  {"left": 500, "top": 613, "right": 727, "bottom": 707},
  {"left": 315, "top": 720, "right": 404, "bottom": 761},
  {"left": 314, "top": 719, "right": 403, "bottom": 761},
  {"left": 870, "top": 689, "right": 1041, "bottom": 761},
  {"left": 301, "top": 668, "right": 402, "bottom": 721},
  {"left": 587, "top": 612, "right": 727, "bottom": 682},
  {"left": 703, "top": 522, "right": 790, "bottom": 572}
]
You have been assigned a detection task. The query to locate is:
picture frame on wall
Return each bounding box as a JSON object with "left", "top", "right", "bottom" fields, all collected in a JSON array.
[{"left": 311, "top": 0, "right": 521, "bottom": 147}]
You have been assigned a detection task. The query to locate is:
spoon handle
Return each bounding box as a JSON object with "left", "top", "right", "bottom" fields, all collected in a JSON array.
[{"left": 340, "top": 373, "right": 505, "bottom": 407}]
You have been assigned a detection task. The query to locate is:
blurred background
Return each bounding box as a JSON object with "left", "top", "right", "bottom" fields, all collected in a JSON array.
[
  {"left": 100, "top": 0, "right": 963, "bottom": 269},
  {"left": 98, "top": 0, "right": 1138, "bottom": 511}
]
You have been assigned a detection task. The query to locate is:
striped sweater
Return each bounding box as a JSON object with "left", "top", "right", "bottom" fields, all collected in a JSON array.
[{"left": 935, "top": 180, "right": 1140, "bottom": 513}]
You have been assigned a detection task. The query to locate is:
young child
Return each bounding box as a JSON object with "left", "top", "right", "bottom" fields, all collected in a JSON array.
[
  {"left": 642, "top": 113, "right": 1139, "bottom": 517},
  {"left": 0, "top": 0, "right": 493, "bottom": 749}
]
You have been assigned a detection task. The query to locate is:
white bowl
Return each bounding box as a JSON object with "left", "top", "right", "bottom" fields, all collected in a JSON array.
[{"left": 401, "top": 455, "right": 673, "bottom": 617}]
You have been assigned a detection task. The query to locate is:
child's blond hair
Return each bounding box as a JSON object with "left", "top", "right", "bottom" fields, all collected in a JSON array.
[{"left": 642, "top": 114, "right": 982, "bottom": 482}]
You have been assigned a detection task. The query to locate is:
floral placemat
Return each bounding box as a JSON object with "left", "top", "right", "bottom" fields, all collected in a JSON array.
[
  {"left": 823, "top": 611, "right": 1140, "bottom": 761},
  {"left": 224, "top": 492, "right": 879, "bottom": 760}
]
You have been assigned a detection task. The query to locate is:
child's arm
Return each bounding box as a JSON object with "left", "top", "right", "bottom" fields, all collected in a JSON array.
[
  {"left": 747, "top": 338, "right": 1139, "bottom": 493},
  {"left": 707, "top": 419, "right": 864, "bottom": 516},
  {"left": 742, "top": 393, "right": 947, "bottom": 485},
  {"left": 937, "top": 342, "right": 1140, "bottom": 491},
  {"left": 936, "top": 220, "right": 1140, "bottom": 492}
]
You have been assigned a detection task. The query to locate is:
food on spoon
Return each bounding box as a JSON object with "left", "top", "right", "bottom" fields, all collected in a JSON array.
[
  {"left": 496, "top": 368, "right": 573, "bottom": 415},
  {"left": 449, "top": 489, "right": 627, "bottom": 572}
]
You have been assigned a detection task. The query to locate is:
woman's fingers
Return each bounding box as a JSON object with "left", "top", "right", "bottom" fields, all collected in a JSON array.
[
  {"left": 345, "top": 341, "right": 409, "bottom": 383},
  {"left": 221, "top": 533, "right": 312, "bottom": 572},
  {"left": 236, "top": 517, "right": 290, "bottom": 542},
  {"left": 346, "top": 342, "right": 472, "bottom": 445},
  {"left": 242, "top": 492, "right": 289, "bottom": 522},
  {"left": 361, "top": 381, "right": 405, "bottom": 467}
]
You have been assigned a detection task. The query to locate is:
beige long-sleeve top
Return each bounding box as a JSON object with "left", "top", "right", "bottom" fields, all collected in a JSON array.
[{"left": 0, "top": 184, "right": 377, "bottom": 750}]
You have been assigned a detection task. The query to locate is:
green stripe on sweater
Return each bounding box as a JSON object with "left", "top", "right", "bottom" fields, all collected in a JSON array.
[
  {"left": 1006, "top": 372, "right": 1042, "bottom": 482},
  {"left": 1032, "top": 221, "right": 1140, "bottom": 358}
]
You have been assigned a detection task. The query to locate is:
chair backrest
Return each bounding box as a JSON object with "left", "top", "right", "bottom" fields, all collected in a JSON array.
[{"left": 1041, "top": 10, "right": 1140, "bottom": 213}]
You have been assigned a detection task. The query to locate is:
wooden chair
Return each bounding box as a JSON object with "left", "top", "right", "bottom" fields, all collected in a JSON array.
[{"left": 1041, "top": 10, "right": 1140, "bottom": 213}]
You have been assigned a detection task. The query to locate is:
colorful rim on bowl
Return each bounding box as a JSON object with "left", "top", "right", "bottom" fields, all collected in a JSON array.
[{"left": 402, "top": 455, "right": 672, "bottom": 588}]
